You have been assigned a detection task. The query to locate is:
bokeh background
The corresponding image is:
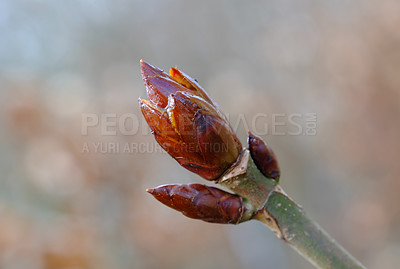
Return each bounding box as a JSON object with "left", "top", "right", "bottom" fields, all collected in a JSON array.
[{"left": 1, "top": 0, "right": 400, "bottom": 268}]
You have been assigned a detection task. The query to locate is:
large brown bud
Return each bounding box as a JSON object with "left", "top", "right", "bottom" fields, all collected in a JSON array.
[
  {"left": 146, "top": 184, "right": 246, "bottom": 224},
  {"left": 139, "top": 60, "right": 242, "bottom": 180}
]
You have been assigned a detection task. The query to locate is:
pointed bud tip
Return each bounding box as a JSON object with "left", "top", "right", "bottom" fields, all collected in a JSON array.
[
  {"left": 248, "top": 131, "right": 267, "bottom": 148},
  {"left": 146, "top": 188, "right": 154, "bottom": 194},
  {"left": 146, "top": 185, "right": 175, "bottom": 197},
  {"left": 140, "top": 60, "right": 149, "bottom": 73},
  {"left": 140, "top": 60, "right": 164, "bottom": 78},
  {"left": 247, "top": 132, "right": 259, "bottom": 149},
  {"left": 248, "top": 130, "right": 254, "bottom": 140},
  {"left": 138, "top": 98, "right": 146, "bottom": 110},
  {"left": 169, "top": 67, "right": 178, "bottom": 76},
  {"left": 139, "top": 59, "right": 147, "bottom": 72}
]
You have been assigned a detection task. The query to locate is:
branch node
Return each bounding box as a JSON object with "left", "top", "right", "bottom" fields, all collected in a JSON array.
[
  {"left": 253, "top": 208, "right": 283, "bottom": 239},
  {"left": 218, "top": 149, "right": 249, "bottom": 183}
]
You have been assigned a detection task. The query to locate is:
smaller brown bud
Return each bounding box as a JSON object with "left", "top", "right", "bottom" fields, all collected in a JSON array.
[
  {"left": 146, "top": 184, "right": 246, "bottom": 224},
  {"left": 248, "top": 131, "right": 280, "bottom": 181}
]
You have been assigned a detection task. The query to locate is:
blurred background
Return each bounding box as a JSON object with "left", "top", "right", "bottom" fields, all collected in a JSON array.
[{"left": 1, "top": 0, "right": 400, "bottom": 268}]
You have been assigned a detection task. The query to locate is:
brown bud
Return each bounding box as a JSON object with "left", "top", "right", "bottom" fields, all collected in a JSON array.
[
  {"left": 139, "top": 60, "right": 242, "bottom": 180},
  {"left": 248, "top": 131, "right": 280, "bottom": 181},
  {"left": 146, "top": 184, "right": 245, "bottom": 224}
]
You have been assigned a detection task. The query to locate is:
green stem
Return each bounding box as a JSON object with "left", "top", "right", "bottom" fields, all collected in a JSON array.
[{"left": 218, "top": 150, "right": 366, "bottom": 269}]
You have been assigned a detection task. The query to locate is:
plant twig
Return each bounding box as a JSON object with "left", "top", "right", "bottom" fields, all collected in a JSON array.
[
  {"left": 219, "top": 150, "right": 366, "bottom": 269},
  {"left": 140, "top": 61, "right": 366, "bottom": 269}
]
